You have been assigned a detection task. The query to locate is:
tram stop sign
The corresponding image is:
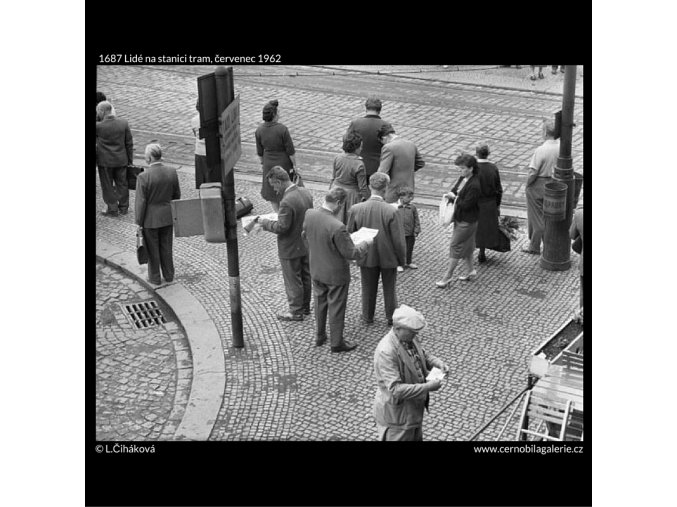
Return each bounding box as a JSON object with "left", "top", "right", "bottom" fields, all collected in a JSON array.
[{"left": 218, "top": 95, "right": 242, "bottom": 175}]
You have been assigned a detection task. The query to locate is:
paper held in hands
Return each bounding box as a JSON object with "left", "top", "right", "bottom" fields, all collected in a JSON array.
[
  {"left": 426, "top": 367, "right": 445, "bottom": 382},
  {"left": 350, "top": 227, "right": 379, "bottom": 245},
  {"left": 242, "top": 213, "right": 278, "bottom": 236}
]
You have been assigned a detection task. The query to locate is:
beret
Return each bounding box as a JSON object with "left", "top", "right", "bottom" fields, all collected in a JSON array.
[{"left": 392, "top": 304, "right": 426, "bottom": 331}]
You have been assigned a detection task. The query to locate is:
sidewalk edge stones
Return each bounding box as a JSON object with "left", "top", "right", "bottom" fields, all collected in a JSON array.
[{"left": 96, "top": 239, "right": 226, "bottom": 441}]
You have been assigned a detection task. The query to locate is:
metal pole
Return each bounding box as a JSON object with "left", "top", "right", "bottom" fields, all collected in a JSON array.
[
  {"left": 214, "top": 66, "right": 244, "bottom": 348},
  {"left": 541, "top": 65, "right": 577, "bottom": 271}
]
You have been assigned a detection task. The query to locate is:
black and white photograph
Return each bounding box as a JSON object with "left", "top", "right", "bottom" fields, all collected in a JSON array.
[{"left": 90, "top": 62, "right": 588, "bottom": 505}]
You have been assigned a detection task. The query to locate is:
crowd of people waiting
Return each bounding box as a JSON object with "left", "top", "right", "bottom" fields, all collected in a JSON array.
[{"left": 96, "top": 91, "right": 584, "bottom": 441}]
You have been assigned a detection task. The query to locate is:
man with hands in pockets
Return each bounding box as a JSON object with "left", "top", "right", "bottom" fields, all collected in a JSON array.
[{"left": 373, "top": 304, "right": 449, "bottom": 441}]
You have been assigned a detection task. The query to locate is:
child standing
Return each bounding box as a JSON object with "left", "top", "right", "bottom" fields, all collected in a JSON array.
[{"left": 395, "top": 186, "right": 420, "bottom": 272}]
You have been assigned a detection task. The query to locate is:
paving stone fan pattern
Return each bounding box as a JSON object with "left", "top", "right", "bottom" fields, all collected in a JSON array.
[
  {"left": 96, "top": 261, "right": 192, "bottom": 440},
  {"left": 96, "top": 171, "right": 579, "bottom": 441}
]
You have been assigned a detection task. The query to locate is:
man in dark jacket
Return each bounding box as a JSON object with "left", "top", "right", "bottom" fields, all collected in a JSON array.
[
  {"left": 259, "top": 167, "right": 314, "bottom": 321},
  {"left": 96, "top": 101, "right": 133, "bottom": 216},
  {"left": 135, "top": 144, "right": 181, "bottom": 285},
  {"left": 346, "top": 97, "right": 388, "bottom": 185},
  {"left": 376, "top": 123, "right": 425, "bottom": 203},
  {"left": 302, "top": 187, "right": 373, "bottom": 352},
  {"left": 347, "top": 172, "right": 406, "bottom": 326}
]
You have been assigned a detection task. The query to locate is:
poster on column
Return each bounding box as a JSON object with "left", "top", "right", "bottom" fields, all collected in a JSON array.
[{"left": 219, "top": 94, "right": 242, "bottom": 174}]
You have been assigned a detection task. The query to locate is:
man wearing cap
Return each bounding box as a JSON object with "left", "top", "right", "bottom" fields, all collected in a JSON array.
[
  {"left": 346, "top": 97, "right": 388, "bottom": 185},
  {"left": 347, "top": 172, "right": 406, "bottom": 326},
  {"left": 302, "top": 187, "right": 373, "bottom": 352},
  {"left": 373, "top": 304, "right": 449, "bottom": 441},
  {"left": 376, "top": 123, "right": 425, "bottom": 203}
]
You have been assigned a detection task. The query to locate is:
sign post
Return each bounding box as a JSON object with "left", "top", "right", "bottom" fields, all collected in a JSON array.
[
  {"left": 198, "top": 66, "right": 244, "bottom": 348},
  {"left": 541, "top": 65, "right": 577, "bottom": 271}
]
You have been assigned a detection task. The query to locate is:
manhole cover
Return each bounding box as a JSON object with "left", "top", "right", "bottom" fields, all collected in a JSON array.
[{"left": 121, "top": 300, "right": 167, "bottom": 329}]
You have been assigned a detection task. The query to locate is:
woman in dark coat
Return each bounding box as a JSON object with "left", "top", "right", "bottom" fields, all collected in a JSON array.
[
  {"left": 436, "top": 154, "right": 482, "bottom": 288},
  {"left": 475, "top": 143, "right": 504, "bottom": 263},
  {"left": 329, "top": 131, "right": 370, "bottom": 224},
  {"left": 255, "top": 100, "right": 297, "bottom": 212}
]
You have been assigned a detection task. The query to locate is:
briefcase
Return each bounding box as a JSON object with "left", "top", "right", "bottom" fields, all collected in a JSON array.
[
  {"left": 127, "top": 165, "right": 145, "bottom": 190},
  {"left": 235, "top": 196, "right": 254, "bottom": 218},
  {"left": 136, "top": 229, "right": 148, "bottom": 265}
]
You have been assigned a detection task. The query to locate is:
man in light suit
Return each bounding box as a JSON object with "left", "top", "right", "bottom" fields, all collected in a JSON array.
[
  {"left": 346, "top": 97, "right": 388, "bottom": 184},
  {"left": 302, "top": 187, "right": 373, "bottom": 353},
  {"left": 376, "top": 122, "right": 425, "bottom": 203},
  {"left": 96, "top": 101, "right": 134, "bottom": 216},
  {"left": 259, "top": 166, "right": 314, "bottom": 321},
  {"left": 347, "top": 172, "right": 406, "bottom": 326},
  {"left": 373, "top": 305, "right": 449, "bottom": 441},
  {"left": 135, "top": 144, "right": 181, "bottom": 285}
]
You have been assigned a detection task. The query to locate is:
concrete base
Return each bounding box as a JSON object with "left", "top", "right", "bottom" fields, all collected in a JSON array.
[{"left": 540, "top": 256, "right": 571, "bottom": 271}]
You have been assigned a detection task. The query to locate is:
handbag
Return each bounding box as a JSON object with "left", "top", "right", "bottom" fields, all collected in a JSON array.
[
  {"left": 127, "top": 165, "right": 144, "bottom": 190},
  {"left": 572, "top": 235, "right": 582, "bottom": 254},
  {"left": 438, "top": 195, "right": 454, "bottom": 227},
  {"left": 289, "top": 167, "right": 304, "bottom": 187},
  {"left": 136, "top": 228, "right": 148, "bottom": 265},
  {"left": 235, "top": 196, "right": 254, "bottom": 218}
]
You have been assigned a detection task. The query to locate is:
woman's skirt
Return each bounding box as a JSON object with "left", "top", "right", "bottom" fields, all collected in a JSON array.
[{"left": 449, "top": 221, "right": 478, "bottom": 259}]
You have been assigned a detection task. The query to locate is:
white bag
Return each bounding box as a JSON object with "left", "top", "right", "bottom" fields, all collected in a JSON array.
[{"left": 438, "top": 195, "right": 454, "bottom": 227}]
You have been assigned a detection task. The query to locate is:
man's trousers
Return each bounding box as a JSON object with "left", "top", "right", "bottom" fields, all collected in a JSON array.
[
  {"left": 98, "top": 165, "right": 129, "bottom": 213},
  {"left": 312, "top": 279, "right": 349, "bottom": 346},
  {"left": 143, "top": 225, "right": 175, "bottom": 284},
  {"left": 360, "top": 266, "right": 398, "bottom": 322},
  {"left": 279, "top": 256, "right": 311, "bottom": 316}
]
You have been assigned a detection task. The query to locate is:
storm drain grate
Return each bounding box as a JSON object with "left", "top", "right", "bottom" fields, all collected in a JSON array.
[{"left": 122, "top": 300, "right": 167, "bottom": 329}]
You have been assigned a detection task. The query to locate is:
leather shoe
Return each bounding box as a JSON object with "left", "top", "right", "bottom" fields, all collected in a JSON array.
[
  {"left": 478, "top": 252, "right": 487, "bottom": 263},
  {"left": 406, "top": 263, "right": 418, "bottom": 269},
  {"left": 331, "top": 341, "right": 357, "bottom": 353},
  {"left": 303, "top": 307, "right": 311, "bottom": 315},
  {"left": 360, "top": 316, "right": 374, "bottom": 325},
  {"left": 277, "top": 311, "right": 303, "bottom": 322},
  {"left": 521, "top": 248, "right": 540, "bottom": 255},
  {"left": 315, "top": 334, "right": 327, "bottom": 346},
  {"left": 119, "top": 209, "right": 129, "bottom": 215},
  {"left": 100, "top": 210, "right": 119, "bottom": 217}
]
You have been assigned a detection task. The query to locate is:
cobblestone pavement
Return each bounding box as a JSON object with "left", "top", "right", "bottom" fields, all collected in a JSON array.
[
  {"left": 96, "top": 64, "right": 584, "bottom": 213},
  {"left": 96, "top": 168, "right": 580, "bottom": 440},
  {"left": 95, "top": 260, "right": 192, "bottom": 440}
]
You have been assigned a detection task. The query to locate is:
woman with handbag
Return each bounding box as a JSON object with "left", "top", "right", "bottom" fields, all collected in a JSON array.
[
  {"left": 435, "top": 154, "right": 482, "bottom": 288},
  {"left": 255, "top": 99, "right": 298, "bottom": 212},
  {"left": 329, "top": 131, "right": 370, "bottom": 224}
]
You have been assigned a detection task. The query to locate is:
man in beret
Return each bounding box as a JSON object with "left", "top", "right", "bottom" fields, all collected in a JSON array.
[
  {"left": 373, "top": 304, "right": 449, "bottom": 441},
  {"left": 376, "top": 123, "right": 425, "bottom": 203}
]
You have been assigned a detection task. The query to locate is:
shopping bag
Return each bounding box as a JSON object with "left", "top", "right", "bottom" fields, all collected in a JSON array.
[{"left": 438, "top": 196, "right": 454, "bottom": 227}]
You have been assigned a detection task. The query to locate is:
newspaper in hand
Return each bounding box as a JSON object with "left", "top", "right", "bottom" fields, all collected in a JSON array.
[
  {"left": 242, "top": 213, "right": 278, "bottom": 236},
  {"left": 426, "top": 367, "right": 445, "bottom": 382},
  {"left": 350, "top": 227, "right": 379, "bottom": 245}
]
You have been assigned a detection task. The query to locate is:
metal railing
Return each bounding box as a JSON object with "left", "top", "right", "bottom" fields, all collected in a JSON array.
[{"left": 467, "top": 385, "right": 532, "bottom": 441}]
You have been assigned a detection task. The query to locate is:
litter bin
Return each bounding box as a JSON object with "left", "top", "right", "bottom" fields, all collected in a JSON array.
[{"left": 543, "top": 181, "right": 567, "bottom": 221}]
